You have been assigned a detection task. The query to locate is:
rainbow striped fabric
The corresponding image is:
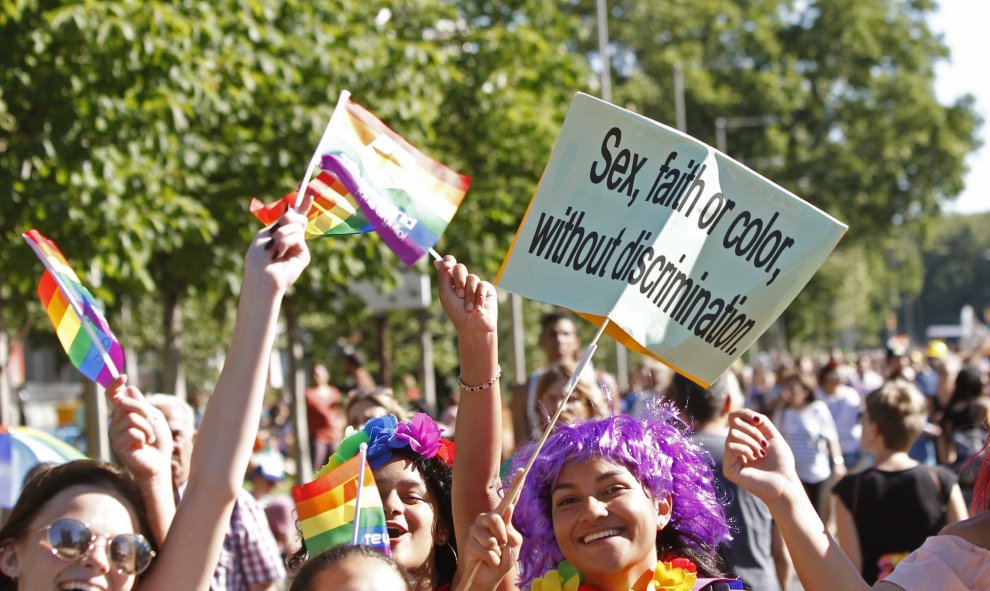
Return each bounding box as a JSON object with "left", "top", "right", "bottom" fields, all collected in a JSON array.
[
  {"left": 316, "top": 94, "right": 471, "bottom": 266},
  {"left": 249, "top": 168, "right": 372, "bottom": 238},
  {"left": 22, "top": 230, "right": 124, "bottom": 388},
  {"left": 292, "top": 454, "right": 390, "bottom": 557}
]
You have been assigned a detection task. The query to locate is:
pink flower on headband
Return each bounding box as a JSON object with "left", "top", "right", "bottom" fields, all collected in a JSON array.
[{"left": 391, "top": 413, "right": 441, "bottom": 459}]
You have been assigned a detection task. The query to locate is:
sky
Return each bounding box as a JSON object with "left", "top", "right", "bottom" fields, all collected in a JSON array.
[{"left": 931, "top": 0, "right": 989, "bottom": 214}]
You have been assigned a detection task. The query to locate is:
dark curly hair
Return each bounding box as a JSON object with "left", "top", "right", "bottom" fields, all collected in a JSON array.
[{"left": 288, "top": 450, "right": 456, "bottom": 587}]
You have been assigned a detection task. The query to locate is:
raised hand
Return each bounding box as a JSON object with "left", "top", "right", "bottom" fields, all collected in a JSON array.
[
  {"left": 106, "top": 375, "right": 172, "bottom": 482},
  {"left": 435, "top": 255, "right": 498, "bottom": 336},
  {"left": 723, "top": 409, "right": 802, "bottom": 508},
  {"left": 243, "top": 192, "right": 313, "bottom": 296},
  {"left": 456, "top": 503, "right": 521, "bottom": 591}
]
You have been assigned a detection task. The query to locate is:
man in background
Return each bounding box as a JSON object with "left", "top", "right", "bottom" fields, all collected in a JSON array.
[{"left": 510, "top": 310, "right": 582, "bottom": 445}]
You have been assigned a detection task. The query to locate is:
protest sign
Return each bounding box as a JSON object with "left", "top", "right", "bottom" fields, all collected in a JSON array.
[{"left": 496, "top": 93, "right": 847, "bottom": 386}]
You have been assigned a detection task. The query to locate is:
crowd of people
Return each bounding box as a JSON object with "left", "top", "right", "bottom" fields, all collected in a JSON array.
[{"left": 2, "top": 202, "right": 988, "bottom": 591}]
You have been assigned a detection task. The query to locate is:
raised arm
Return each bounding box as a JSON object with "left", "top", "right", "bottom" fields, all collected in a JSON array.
[
  {"left": 435, "top": 256, "right": 515, "bottom": 589},
  {"left": 141, "top": 197, "right": 312, "bottom": 590},
  {"left": 723, "top": 409, "right": 872, "bottom": 591}
]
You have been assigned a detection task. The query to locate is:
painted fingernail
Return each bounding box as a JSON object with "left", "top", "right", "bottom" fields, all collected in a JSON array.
[
  {"left": 759, "top": 449, "right": 767, "bottom": 457},
  {"left": 761, "top": 439, "right": 768, "bottom": 448},
  {"left": 268, "top": 221, "right": 282, "bottom": 235},
  {"left": 264, "top": 239, "right": 274, "bottom": 250},
  {"left": 272, "top": 251, "right": 279, "bottom": 261},
  {"left": 752, "top": 415, "right": 761, "bottom": 424}
]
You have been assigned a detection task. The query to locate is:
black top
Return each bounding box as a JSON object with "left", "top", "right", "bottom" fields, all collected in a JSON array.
[{"left": 833, "top": 465, "right": 956, "bottom": 583}]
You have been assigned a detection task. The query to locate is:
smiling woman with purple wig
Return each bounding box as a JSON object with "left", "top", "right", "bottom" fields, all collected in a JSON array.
[{"left": 509, "top": 407, "right": 733, "bottom": 591}]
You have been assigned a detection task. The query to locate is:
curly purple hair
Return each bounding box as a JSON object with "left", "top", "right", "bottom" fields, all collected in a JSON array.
[{"left": 509, "top": 405, "right": 729, "bottom": 588}]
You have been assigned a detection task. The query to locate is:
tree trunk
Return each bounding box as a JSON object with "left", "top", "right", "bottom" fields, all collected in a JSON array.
[
  {"left": 162, "top": 287, "right": 186, "bottom": 400},
  {"left": 0, "top": 298, "right": 11, "bottom": 425},
  {"left": 377, "top": 313, "right": 390, "bottom": 387},
  {"left": 284, "top": 298, "right": 312, "bottom": 482}
]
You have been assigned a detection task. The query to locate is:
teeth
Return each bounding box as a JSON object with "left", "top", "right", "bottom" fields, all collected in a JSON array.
[
  {"left": 58, "top": 584, "right": 103, "bottom": 591},
  {"left": 581, "top": 529, "right": 622, "bottom": 544}
]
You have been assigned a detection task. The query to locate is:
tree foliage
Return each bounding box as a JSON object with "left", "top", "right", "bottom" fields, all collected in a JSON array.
[
  {"left": 1, "top": 0, "right": 983, "bottom": 397},
  {"left": 914, "top": 212, "right": 990, "bottom": 331},
  {"left": 568, "top": 0, "right": 981, "bottom": 348}
]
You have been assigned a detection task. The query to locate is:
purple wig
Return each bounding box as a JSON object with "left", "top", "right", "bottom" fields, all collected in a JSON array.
[{"left": 509, "top": 404, "right": 729, "bottom": 588}]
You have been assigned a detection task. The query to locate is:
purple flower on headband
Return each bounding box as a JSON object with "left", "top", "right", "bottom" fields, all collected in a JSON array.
[
  {"left": 391, "top": 413, "right": 441, "bottom": 459},
  {"left": 363, "top": 415, "right": 400, "bottom": 468}
]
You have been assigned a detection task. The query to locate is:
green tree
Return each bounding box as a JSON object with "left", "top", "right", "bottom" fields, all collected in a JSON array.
[
  {"left": 914, "top": 212, "right": 990, "bottom": 331},
  {"left": 568, "top": 0, "right": 981, "bottom": 348},
  {"left": 1, "top": 0, "right": 592, "bottom": 403}
]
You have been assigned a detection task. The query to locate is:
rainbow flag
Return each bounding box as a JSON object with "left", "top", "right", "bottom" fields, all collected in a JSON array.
[
  {"left": 249, "top": 168, "right": 373, "bottom": 238},
  {"left": 312, "top": 91, "right": 471, "bottom": 266},
  {"left": 22, "top": 230, "right": 124, "bottom": 388},
  {"left": 292, "top": 453, "right": 390, "bottom": 557}
]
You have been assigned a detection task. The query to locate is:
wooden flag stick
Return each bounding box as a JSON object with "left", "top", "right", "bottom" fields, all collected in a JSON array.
[{"left": 460, "top": 318, "right": 610, "bottom": 588}]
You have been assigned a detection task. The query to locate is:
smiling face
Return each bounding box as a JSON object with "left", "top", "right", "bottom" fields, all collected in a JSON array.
[
  {"left": 550, "top": 456, "right": 671, "bottom": 591},
  {"left": 375, "top": 457, "right": 445, "bottom": 579},
  {"left": 0, "top": 485, "right": 143, "bottom": 591}
]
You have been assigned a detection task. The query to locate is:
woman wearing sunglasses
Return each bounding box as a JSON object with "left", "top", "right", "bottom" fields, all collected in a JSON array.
[
  {"left": 0, "top": 461, "right": 157, "bottom": 589},
  {"left": 0, "top": 198, "right": 313, "bottom": 590}
]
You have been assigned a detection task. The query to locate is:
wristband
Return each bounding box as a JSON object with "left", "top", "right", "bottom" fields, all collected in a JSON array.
[{"left": 458, "top": 366, "right": 502, "bottom": 392}]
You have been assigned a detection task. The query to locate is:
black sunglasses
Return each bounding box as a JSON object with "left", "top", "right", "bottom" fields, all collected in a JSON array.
[{"left": 38, "top": 518, "right": 156, "bottom": 575}]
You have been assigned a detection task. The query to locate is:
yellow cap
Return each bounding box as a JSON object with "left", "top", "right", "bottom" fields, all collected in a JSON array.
[{"left": 926, "top": 339, "right": 949, "bottom": 359}]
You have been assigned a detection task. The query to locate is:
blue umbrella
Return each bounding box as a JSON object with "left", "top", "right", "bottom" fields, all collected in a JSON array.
[{"left": 0, "top": 425, "right": 87, "bottom": 508}]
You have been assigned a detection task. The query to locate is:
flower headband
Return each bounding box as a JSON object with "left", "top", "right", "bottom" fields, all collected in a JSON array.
[{"left": 316, "top": 413, "right": 455, "bottom": 477}]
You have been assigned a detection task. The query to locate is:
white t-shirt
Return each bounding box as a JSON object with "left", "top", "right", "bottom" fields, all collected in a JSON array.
[{"left": 774, "top": 400, "right": 838, "bottom": 484}]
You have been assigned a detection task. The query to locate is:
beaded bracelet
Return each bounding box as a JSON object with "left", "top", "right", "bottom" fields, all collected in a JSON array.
[{"left": 458, "top": 365, "right": 502, "bottom": 392}]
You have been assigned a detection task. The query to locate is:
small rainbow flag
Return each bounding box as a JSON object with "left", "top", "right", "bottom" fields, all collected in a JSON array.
[
  {"left": 249, "top": 168, "right": 373, "bottom": 238},
  {"left": 292, "top": 452, "right": 390, "bottom": 557},
  {"left": 22, "top": 230, "right": 124, "bottom": 388},
  {"left": 309, "top": 91, "right": 471, "bottom": 266}
]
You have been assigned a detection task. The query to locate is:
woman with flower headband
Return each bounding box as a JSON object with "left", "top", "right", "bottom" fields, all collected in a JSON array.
[
  {"left": 289, "top": 255, "right": 508, "bottom": 591},
  {"left": 306, "top": 411, "right": 458, "bottom": 591}
]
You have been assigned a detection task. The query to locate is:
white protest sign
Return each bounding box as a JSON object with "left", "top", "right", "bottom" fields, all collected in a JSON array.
[{"left": 496, "top": 93, "right": 847, "bottom": 386}]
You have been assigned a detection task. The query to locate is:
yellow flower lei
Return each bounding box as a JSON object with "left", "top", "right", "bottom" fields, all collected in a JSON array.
[{"left": 529, "top": 558, "right": 698, "bottom": 591}]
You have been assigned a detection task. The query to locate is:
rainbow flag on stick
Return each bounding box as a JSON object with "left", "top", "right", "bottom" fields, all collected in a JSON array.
[
  {"left": 249, "top": 168, "right": 373, "bottom": 238},
  {"left": 22, "top": 230, "right": 124, "bottom": 388},
  {"left": 292, "top": 444, "right": 390, "bottom": 557},
  {"left": 301, "top": 90, "right": 471, "bottom": 266}
]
